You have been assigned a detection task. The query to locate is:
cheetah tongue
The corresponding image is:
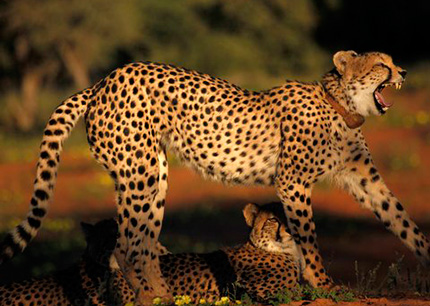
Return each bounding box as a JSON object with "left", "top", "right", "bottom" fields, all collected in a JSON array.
[{"left": 375, "top": 91, "right": 393, "bottom": 107}]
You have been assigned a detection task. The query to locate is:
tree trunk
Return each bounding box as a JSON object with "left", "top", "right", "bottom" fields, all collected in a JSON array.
[
  {"left": 8, "top": 67, "right": 42, "bottom": 132},
  {"left": 60, "top": 44, "right": 90, "bottom": 89}
]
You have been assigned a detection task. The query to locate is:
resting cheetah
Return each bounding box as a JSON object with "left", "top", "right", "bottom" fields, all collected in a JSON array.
[
  {"left": 0, "top": 202, "right": 302, "bottom": 305},
  {"left": 1, "top": 50, "right": 429, "bottom": 304},
  {"left": 0, "top": 219, "right": 118, "bottom": 306},
  {"left": 111, "top": 202, "right": 303, "bottom": 304}
]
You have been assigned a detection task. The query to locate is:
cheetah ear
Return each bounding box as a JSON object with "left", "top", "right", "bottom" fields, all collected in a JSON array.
[
  {"left": 243, "top": 203, "right": 259, "bottom": 227},
  {"left": 80, "top": 222, "right": 94, "bottom": 239},
  {"left": 333, "top": 50, "right": 357, "bottom": 75}
]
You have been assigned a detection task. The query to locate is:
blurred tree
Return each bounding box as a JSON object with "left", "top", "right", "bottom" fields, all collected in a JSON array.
[
  {"left": 0, "top": 0, "right": 142, "bottom": 131},
  {"left": 134, "top": 0, "right": 326, "bottom": 86}
]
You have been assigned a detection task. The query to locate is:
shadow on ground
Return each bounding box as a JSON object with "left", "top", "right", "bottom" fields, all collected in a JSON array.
[{"left": 1, "top": 201, "right": 429, "bottom": 291}]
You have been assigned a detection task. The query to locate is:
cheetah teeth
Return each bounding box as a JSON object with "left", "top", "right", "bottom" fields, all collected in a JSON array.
[{"left": 381, "top": 83, "right": 402, "bottom": 90}]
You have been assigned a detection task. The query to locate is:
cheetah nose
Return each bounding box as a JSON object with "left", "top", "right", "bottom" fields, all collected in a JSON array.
[{"left": 399, "top": 70, "right": 407, "bottom": 79}]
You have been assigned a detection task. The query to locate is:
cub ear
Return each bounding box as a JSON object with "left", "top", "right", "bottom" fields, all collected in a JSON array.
[
  {"left": 243, "top": 203, "right": 260, "bottom": 227},
  {"left": 80, "top": 222, "right": 94, "bottom": 239},
  {"left": 333, "top": 50, "right": 357, "bottom": 75}
]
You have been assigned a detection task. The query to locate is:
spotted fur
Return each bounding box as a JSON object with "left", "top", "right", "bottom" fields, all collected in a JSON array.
[
  {"left": 0, "top": 203, "right": 301, "bottom": 305},
  {"left": 1, "top": 51, "right": 429, "bottom": 303}
]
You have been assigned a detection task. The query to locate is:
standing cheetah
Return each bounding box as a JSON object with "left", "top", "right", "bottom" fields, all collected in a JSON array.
[{"left": 1, "top": 51, "right": 429, "bottom": 304}]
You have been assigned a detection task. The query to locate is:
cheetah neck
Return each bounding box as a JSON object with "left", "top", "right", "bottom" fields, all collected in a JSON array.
[{"left": 321, "top": 70, "right": 365, "bottom": 129}]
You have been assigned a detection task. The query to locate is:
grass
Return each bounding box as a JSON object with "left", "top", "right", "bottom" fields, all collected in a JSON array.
[
  {"left": 354, "top": 257, "right": 430, "bottom": 298},
  {"left": 262, "top": 286, "right": 356, "bottom": 305}
]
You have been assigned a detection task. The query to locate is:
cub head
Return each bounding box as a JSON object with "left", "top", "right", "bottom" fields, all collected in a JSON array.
[
  {"left": 243, "top": 202, "right": 304, "bottom": 267},
  {"left": 333, "top": 50, "right": 406, "bottom": 116},
  {"left": 81, "top": 218, "right": 119, "bottom": 268}
]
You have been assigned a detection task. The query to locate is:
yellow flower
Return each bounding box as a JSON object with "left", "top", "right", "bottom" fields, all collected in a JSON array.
[
  {"left": 153, "top": 297, "right": 162, "bottom": 305},
  {"left": 182, "top": 296, "right": 192, "bottom": 304},
  {"left": 199, "top": 298, "right": 207, "bottom": 304},
  {"left": 235, "top": 301, "right": 242, "bottom": 305},
  {"left": 214, "top": 297, "right": 230, "bottom": 305},
  {"left": 125, "top": 303, "right": 135, "bottom": 306},
  {"left": 221, "top": 297, "right": 230, "bottom": 304},
  {"left": 174, "top": 295, "right": 192, "bottom": 306}
]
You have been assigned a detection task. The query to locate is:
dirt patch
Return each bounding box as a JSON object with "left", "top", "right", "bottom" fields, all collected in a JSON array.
[{"left": 287, "top": 298, "right": 430, "bottom": 306}]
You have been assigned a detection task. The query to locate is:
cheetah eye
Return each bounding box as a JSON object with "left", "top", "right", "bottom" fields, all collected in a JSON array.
[{"left": 374, "top": 62, "right": 387, "bottom": 68}]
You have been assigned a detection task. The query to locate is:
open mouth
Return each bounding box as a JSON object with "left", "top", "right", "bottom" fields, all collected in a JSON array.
[{"left": 374, "top": 81, "right": 402, "bottom": 114}]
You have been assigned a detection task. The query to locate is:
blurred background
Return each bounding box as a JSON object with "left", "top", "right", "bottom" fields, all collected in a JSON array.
[{"left": 0, "top": 0, "right": 429, "bottom": 292}]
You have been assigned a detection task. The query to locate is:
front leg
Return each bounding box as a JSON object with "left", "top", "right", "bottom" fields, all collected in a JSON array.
[
  {"left": 276, "top": 176, "right": 332, "bottom": 287},
  {"left": 338, "top": 149, "right": 430, "bottom": 265}
]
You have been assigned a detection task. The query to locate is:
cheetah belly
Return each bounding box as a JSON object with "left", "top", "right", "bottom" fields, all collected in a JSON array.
[{"left": 165, "top": 125, "right": 280, "bottom": 186}]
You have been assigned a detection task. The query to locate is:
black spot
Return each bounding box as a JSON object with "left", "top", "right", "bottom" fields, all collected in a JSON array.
[
  {"left": 40, "top": 171, "right": 51, "bottom": 181},
  {"left": 396, "top": 202, "right": 404, "bottom": 211},
  {"left": 142, "top": 204, "right": 150, "bottom": 213},
  {"left": 48, "top": 142, "right": 59, "bottom": 150},
  {"left": 353, "top": 154, "right": 362, "bottom": 162},
  {"left": 147, "top": 176, "right": 155, "bottom": 187},
  {"left": 382, "top": 201, "right": 390, "bottom": 211},
  {"left": 32, "top": 208, "right": 46, "bottom": 217},
  {"left": 17, "top": 225, "right": 31, "bottom": 243},
  {"left": 35, "top": 189, "right": 49, "bottom": 201},
  {"left": 27, "top": 217, "right": 41, "bottom": 229},
  {"left": 40, "top": 151, "right": 50, "bottom": 159}
]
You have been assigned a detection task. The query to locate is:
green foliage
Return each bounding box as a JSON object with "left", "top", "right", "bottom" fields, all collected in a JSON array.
[
  {"left": 2, "top": 0, "right": 142, "bottom": 70},
  {"left": 137, "top": 0, "right": 326, "bottom": 83}
]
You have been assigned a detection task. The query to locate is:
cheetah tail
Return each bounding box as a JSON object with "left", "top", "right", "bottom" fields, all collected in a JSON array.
[{"left": 0, "top": 80, "right": 103, "bottom": 265}]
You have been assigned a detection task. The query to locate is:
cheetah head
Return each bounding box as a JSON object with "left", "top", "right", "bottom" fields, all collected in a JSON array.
[
  {"left": 243, "top": 202, "right": 304, "bottom": 267},
  {"left": 81, "top": 218, "right": 119, "bottom": 269},
  {"left": 333, "top": 50, "right": 406, "bottom": 116}
]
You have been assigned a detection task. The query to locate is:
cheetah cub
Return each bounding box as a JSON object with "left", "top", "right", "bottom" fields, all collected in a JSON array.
[{"left": 0, "top": 219, "right": 118, "bottom": 306}]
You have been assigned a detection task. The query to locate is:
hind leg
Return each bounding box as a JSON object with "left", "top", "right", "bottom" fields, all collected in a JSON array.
[{"left": 113, "top": 147, "right": 170, "bottom": 304}]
